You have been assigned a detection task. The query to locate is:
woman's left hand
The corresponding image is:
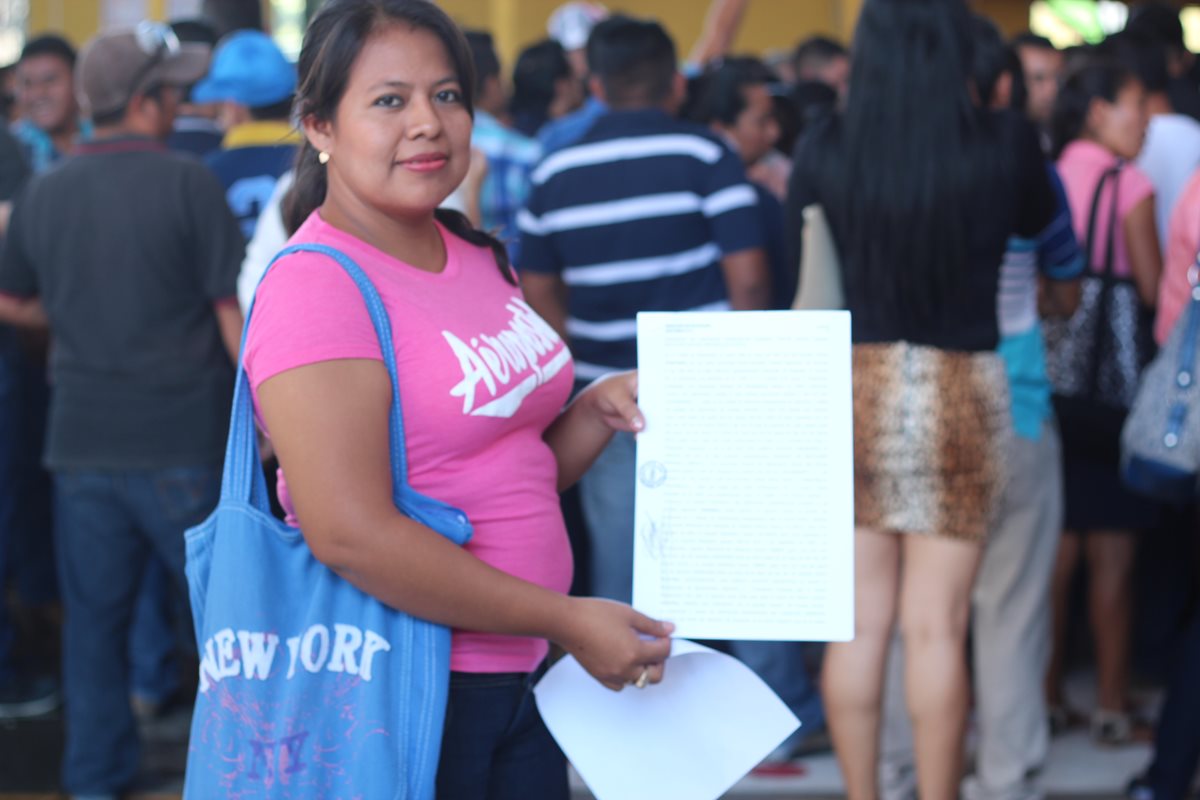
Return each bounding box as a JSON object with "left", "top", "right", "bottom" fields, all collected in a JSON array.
[
  {"left": 546, "top": 369, "right": 645, "bottom": 490},
  {"left": 582, "top": 370, "right": 645, "bottom": 434}
]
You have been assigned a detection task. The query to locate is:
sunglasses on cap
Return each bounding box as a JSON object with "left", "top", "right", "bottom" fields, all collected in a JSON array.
[{"left": 128, "top": 20, "right": 181, "bottom": 98}]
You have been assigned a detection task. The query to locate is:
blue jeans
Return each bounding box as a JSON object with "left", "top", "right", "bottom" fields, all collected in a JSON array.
[
  {"left": 0, "top": 330, "right": 19, "bottom": 676},
  {"left": 728, "top": 640, "right": 825, "bottom": 749},
  {"left": 128, "top": 558, "right": 180, "bottom": 704},
  {"left": 0, "top": 328, "right": 55, "bottom": 678},
  {"left": 436, "top": 670, "right": 568, "bottom": 800},
  {"left": 579, "top": 431, "right": 636, "bottom": 603},
  {"left": 1145, "top": 602, "right": 1200, "bottom": 800},
  {"left": 580, "top": 433, "right": 825, "bottom": 744},
  {"left": 54, "top": 466, "right": 220, "bottom": 795}
]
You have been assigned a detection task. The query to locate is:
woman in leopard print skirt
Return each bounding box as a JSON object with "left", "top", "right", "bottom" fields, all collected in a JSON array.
[{"left": 785, "top": 0, "right": 1058, "bottom": 797}]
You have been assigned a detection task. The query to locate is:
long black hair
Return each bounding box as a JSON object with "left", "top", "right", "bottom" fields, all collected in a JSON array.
[
  {"left": 284, "top": 0, "right": 515, "bottom": 283},
  {"left": 799, "top": 0, "right": 995, "bottom": 335},
  {"left": 1049, "top": 54, "right": 1135, "bottom": 159}
]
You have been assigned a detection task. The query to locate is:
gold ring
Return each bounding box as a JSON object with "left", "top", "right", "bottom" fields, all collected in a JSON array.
[{"left": 634, "top": 667, "right": 649, "bottom": 689}]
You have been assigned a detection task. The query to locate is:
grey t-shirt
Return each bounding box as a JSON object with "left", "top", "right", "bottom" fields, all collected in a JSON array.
[{"left": 0, "top": 136, "right": 244, "bottom": 469}]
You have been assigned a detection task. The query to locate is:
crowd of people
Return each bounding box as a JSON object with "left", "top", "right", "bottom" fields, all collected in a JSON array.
[{"left": 0, "top": 0, "right": 1197, "bottom": 798}]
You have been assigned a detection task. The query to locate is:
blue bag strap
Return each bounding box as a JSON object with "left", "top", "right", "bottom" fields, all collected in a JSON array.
[{"left": 221, "top": 243, "right": 412, "bottom": 510}]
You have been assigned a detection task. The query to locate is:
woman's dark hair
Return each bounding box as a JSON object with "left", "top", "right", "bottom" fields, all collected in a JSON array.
[
  {"left": 509, "top": 39, "right": 570, "bottom": 138},
  {"left": 681, "top": 56, "right": 776, "bottom": 127},
  {"left": 970, "top": 14, "right": 1009, "bottom": 108},
  {"left": 782, "top": 80, "right": 836, "bottom": 154},
  {"left": 1006, "top": 47, "right": 1028, "bottom": 115},
  {"left": 1126, "top": 2, "right": 1186, "bottom": 54},
  {"left": 800, "top": 0, "right": 990, "bottom": 334},
  {"left": 284, "top": 0, "right": 515, "bottom": 283},
  {"left": 1104, "top": 31, "right": 1170, "bottom": 96},
  {"left": 969, "top": 14, "right": 1029, "bottom": 114},
  {"left": 1049, "top": 54, "right": 1136, "bottom": 159}
]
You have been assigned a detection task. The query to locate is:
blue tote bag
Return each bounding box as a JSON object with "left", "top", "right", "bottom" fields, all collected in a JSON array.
[{"left": 183, "top": 244, "right": 473, "bottom": 799}]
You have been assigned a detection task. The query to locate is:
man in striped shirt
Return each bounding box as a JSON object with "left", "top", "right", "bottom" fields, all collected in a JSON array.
[{"left": 520, "top": 14, "right": 769, "bottom": 603}]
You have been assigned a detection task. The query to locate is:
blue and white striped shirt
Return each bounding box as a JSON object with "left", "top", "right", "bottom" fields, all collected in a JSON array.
[
  {"left": 472, "top": 111, "right": 542, "bottom": 263},
  {"left": 519, "top": 109, "right": 765, "bottom": 380},
  {"left": 997, "top": 162, "right": 1084, "bottom": 441}
]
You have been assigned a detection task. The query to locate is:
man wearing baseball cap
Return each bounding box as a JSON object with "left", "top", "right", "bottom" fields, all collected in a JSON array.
[
  {"left": 0, "top": 22, "right": 244, "bottom": 799},
  {"left": 193, "top": 30, "right": 301, "bottom": 241}
]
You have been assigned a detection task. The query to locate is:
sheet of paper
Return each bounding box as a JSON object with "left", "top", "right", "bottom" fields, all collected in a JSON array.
[
  {"left": 634, "top": 311, "right": 853, "bottom": 641},
  {"left": 534, "top": 639, "right": 799, "bottom": 800}
]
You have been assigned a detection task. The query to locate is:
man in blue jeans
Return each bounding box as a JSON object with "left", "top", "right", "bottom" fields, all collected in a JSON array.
[
  {"left": 0, "top": 123, "right": 57, "bottom": 717},
  {"left": 521, "top": 14, "right": 770, "bottom": 602},
  {"left": 0, "top": 25, "right": 243, "bottom": 799},
  {"left": 518, "top": 12, "right": 823, "bottom": 759}
]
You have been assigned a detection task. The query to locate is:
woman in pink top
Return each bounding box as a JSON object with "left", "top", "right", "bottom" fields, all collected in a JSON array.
[
  {"left": 1047, "top": 55, "right": 1160, "bottom": 745},
  {"left": 243, "top": 2, "right": 673, "bottom": 796},
  {"left": 1155, "top": 168, "right": 1200, "bottom": 343}
]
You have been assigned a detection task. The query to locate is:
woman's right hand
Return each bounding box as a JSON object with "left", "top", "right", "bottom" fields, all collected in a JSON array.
[{"left": 556, "top": 597, "right": 674, "bottom": 691}]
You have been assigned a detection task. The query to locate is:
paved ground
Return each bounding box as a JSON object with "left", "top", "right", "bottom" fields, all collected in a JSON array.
[{"left": 0, "top": 704, "right": 1146, "bottom": 799}]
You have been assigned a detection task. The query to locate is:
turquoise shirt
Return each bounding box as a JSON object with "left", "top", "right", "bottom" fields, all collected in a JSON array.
[{"left": 11, "top": 118, "right": 92, "bottom": 174}]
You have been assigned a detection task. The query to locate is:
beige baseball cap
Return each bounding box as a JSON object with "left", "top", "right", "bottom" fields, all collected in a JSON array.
[{"left": 77, "top": 21, "right": 210, "bottom": 117}]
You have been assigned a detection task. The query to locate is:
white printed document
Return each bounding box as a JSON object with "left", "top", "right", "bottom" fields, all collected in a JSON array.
[
  {"left": 534, "top": 639, "right": 799, "bottom": 800},
  {"left": 633, "top": 311, "right": 853, "bottom": 641}
]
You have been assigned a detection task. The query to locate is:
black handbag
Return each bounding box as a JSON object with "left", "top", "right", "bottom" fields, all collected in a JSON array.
[{"left": 1044, "top": 162, "right": 1157, "bottom": 462}]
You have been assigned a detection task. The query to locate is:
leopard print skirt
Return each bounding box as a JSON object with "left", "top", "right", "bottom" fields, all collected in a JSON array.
[{"left": 853, "top": 342, "right": 1012, "bottom": 543}]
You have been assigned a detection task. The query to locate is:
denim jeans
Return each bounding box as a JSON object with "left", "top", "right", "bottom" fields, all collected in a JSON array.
[
  {"left": 0, "top": 330, "right": 18, "bottom": 676},
  {"left": 728, "top": 640, "right": 825, "bottom": 749},
  {"left": 579, "top": 432, "right": 824, "bottom": 742},
  {"left": 578, "top": 431, "right": 636, "bottom": 603},
  {"left": 436, "top": 670, "right": 568, "bottom": 800},
  {"left": 53, "top": 466, "right": 220, "bottom": 795},
  {"left": 1145, "top": 603, "right": 1200, "bottom": 800},
  {"left": 128, "top": 558, "right": 181, "bottom": 705},
  {"left": 0, "top": 328, "right": 55, "bottom": 678}
]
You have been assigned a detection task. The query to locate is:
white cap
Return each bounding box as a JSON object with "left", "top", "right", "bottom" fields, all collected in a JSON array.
[{"left": 547, "top": 2, "right": 609, "bottom": 51}]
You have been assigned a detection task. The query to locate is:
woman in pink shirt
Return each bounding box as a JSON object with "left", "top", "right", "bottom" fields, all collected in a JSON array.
[
  {"left": 243, "top": 1, "right": 673, "bottom": 796},
  {"left": 1155, "top": 168, "right": 1200, "bottom": 343},
  {"left": 1047, "top": 55, "right": 1160, "bottom": 745}
]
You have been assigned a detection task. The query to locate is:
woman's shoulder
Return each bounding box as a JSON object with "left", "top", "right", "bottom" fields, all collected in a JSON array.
[
  {"left": 1118, "top": 160, "right": 1155, "bottom": 203},
  {"left": 252, "top": 220, "right": 373, "bottom": 317}
]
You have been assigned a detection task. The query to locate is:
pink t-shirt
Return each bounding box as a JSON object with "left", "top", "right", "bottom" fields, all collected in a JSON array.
[
  {"left": 243, "top": 211, "right": 575, "bottom": 674},
  {"left": 1057, "top": 139, "right": 1156, "bottom": 280}
]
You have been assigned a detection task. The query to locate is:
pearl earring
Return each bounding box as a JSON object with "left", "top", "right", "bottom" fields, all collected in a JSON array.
[{"left": 318, "top": 151, "right": 330, "bottom": 164}]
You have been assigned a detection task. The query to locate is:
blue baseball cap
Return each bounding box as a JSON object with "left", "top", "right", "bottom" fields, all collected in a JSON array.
[{"left": 192, "top": 30, "right": 296, "bottom": 108}]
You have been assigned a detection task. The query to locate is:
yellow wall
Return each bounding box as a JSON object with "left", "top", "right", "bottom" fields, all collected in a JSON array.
[
  {"left": 28, "top": 0, "right": 1037, "bottom": 63},
  {"left": 23, "top": 0, "right": 859, "bottom": 63},
  {"left": 975, "top": 0, "right": 1034, "bottom": 36},
  {"left": 27, "top": 0, "right": 100, "bottom": 47},
  {"left": 24, "top": 0, "right": 277, "bottom": 46},
  {"left": 434, "top": 0, "right": 844, "bottom": 66}
]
